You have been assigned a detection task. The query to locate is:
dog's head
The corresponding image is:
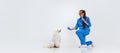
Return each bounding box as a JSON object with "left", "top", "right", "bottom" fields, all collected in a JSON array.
[{"left": 55, "top": 29, "right": 61, "bottom": 33}]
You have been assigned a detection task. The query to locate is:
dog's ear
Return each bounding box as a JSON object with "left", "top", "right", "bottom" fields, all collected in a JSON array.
[
  {"left": 55, "top": 29, "right": 61, "bottom": 33},
  {"left": 58, "top": 29, "right": 61, "bottom": 32}
]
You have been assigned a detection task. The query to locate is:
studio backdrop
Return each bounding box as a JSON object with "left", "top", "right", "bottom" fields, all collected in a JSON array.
[{"left": 0, "top": 0, "right": 120, "bottom": 49}]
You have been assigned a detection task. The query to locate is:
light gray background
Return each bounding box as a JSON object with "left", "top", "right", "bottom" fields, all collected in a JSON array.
[{"left": 0, "top": 0, "right": 120, "bottom": 51}]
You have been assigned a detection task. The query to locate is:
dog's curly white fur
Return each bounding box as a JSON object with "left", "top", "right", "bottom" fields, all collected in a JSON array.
[{"left": 47, "top": 29, "right": 61, "bottom": 48}]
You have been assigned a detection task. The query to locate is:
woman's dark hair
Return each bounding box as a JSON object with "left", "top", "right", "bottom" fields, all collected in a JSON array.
[{"left": 80, "top": 10, "right": 87, "bottom": 29}]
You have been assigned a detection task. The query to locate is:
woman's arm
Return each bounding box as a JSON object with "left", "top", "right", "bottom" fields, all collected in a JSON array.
[
  {"left": 68, "top": 19, "right": 79, "bottom": 30},
  {"left": 81, "top": 17, "right": 91, "bottom": 27},
  {"left": 87, "top": 17, "right": 91, "bottom": 27},
  {"left": 70, "top": 27, "right": 76, "bottom": 30},
  {"left": 81, "top": 18, "right": 89, "bottom": 25},
  {"left": 67, "top": 27, "right": 76, "bottom": 30}
]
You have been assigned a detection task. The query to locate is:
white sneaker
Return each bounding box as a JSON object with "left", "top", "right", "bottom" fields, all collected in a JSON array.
[
  {"left": 87, "top": 44, "right": 94, "bottom": 48},
  {"left": 78, "top": 45, "right": 82, "bottom": 48},
  {"left": 81, "top": 45, "right": 87, "bottom": 48}
]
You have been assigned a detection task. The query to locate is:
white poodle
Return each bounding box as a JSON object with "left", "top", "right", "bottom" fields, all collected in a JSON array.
[{"left": 47, "top": 29, "right": 61, "bottom": 48}]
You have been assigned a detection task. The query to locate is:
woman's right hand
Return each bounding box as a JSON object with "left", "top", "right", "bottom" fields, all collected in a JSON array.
[
  {"left": 67, "top": 27, "right": 76, "bottom": 30},
  {"left": 67, "top": 27, "right": 72, "bottom": 30}
]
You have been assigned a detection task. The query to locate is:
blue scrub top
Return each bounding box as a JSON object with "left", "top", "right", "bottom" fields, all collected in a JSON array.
[{"left": 75, "top": 17, "right": 91, "bottom": 30}]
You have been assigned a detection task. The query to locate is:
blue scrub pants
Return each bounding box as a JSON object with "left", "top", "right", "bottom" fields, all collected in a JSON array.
[{"left": 76, "top": 29, "right": 92, "bottom": 46}]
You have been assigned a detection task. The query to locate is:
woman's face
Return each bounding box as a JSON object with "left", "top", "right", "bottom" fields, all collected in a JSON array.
[{"left": 79, "top": 11, "right": 84, "bottom": 17}]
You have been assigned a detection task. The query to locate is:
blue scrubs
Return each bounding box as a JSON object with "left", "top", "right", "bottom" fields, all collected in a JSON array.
[{"left": 75, "top": 17, "right": 92, "bottom": 46}]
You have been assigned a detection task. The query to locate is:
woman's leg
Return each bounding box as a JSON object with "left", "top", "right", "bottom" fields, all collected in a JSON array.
[
  {"left": 76, "top": 30, "right": 86, "bottom": 45},
  {"left": 83, "top": 30, "right": 93, "bottom": 46},
  {"left": 76, "top": 29, "right": 93, "bottom": 46},
  {"left": 86, "top": 41, "right": 92, "bottom": 46}
]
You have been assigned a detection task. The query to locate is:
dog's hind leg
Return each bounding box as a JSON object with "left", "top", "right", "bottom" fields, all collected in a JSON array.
[{"left": 54, "top": 40, "right": 60, "bottom": 48}]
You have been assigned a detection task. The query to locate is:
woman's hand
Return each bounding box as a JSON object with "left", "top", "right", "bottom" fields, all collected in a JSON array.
[
  {"left": 81, "top": 18, "right": 89, "bottom": 25},
  {"left": 67, "top": 27, "right": 76, "bottom": 31},
  {"left": 67, "top": 27, "right": 72, "bottom": 30}
]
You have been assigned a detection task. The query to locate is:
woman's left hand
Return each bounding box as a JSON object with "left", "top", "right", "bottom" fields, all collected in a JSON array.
[{"left": 81, "top": 18, "right": 89, "bottom": 25}]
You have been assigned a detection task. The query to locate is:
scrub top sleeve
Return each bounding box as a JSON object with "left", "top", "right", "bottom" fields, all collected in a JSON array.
[{"left": 75, "top": 19, "right": 79, "bottom": 30}]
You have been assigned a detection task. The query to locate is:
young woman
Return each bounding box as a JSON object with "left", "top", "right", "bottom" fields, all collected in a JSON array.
[{"left": 68, "top": 10, "right": 93, "bottom": 48}]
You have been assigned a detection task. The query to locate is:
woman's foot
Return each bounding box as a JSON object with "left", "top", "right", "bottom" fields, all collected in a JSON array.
[
  {"left": 79, "top": 45, "right": 87, "bottom": 48},
  {"left": 79, "top": 44, "right": 94, "bottom": 48},
  {"left": 87, "top": 44, "right": 94, "bottom": 48},
  {"left": 78, "top": 45, "right": 81, "bottom": 48}
]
